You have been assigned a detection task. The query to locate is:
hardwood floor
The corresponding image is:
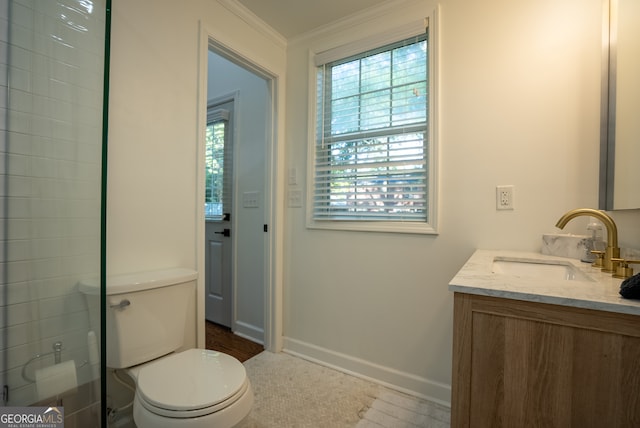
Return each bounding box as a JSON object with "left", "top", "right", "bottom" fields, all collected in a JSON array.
[{"left": 205, "top": 321, "right": 264, "bottom": 363}]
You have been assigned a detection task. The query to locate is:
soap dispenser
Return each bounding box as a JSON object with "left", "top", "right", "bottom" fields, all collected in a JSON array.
[{"left": 581, "top": 218, "right": 603, "bottom": 263}]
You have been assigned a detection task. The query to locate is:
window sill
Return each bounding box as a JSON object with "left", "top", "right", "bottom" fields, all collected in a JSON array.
[{"left": 306, "top": 219, "right": 438, "bottom": 235}]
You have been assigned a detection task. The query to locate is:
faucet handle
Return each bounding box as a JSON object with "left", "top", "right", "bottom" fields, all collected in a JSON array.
[
  {"left": 590, "top": 250, "right": 605, "bottom": 268},
  {"left": 610, "top": 258, "right": 640, "bottom": 279}
]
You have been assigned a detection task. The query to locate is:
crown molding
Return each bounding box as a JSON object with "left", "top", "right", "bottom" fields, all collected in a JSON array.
[
  {"left": 216, "top": 0, "right": 288, "bottom": 49},
  {"left": 288, "top": 0, "right": 421, "bottom": 47}
]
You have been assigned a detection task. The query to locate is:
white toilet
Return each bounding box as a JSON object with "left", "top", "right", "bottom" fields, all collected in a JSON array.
[{"left": 81, "top": 268, "right": 253, "bottom": 428}]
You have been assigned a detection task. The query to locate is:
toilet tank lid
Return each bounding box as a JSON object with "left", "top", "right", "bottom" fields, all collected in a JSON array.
[{"left": 79, "top": 268, "right": 198, "bottom": 295}]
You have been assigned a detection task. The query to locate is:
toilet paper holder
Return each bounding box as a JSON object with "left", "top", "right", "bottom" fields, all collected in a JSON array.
[{"left": 21, "top": 341, "right": 87, "bottom": 383}]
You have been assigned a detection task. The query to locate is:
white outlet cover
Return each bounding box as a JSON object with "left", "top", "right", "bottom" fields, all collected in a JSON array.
[{"left": 496, "top": 185, "right": 514, "bottom": 210}]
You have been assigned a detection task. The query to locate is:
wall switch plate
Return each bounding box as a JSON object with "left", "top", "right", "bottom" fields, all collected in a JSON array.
[
  {"left": 496, "top": 185, "right": 515, "bottom": 210},
  {"left": 242, "top": 191, "right": 259, "bottom": 208},
  {"left": 288, "top": 189, "right": 302, "bottom": 208}
]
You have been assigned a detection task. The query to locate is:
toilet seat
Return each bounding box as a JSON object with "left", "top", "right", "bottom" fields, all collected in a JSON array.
[
  {"left": 137, "top": 378, "right": 251, "bottom": 419},
  {"left": 134, "top": 349, "right": 250, "bottom": 418}
]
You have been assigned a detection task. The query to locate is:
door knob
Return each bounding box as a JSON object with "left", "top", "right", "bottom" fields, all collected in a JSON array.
[{"left": 215, "top": 228, "right": 231, "bottom": 237}]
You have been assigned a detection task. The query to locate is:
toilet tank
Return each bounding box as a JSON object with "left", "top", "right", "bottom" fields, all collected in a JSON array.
[{"left": 81, "top": 268, "right": 198, "bottom": 369}]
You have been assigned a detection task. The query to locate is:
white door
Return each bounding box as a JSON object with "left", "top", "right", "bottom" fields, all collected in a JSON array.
[{"left": 204, "top": 100, "right": 234, "bottom": 327}]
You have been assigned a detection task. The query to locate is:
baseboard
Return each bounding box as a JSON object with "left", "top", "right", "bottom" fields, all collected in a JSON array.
[
  {"left": 233, "top": 320, "right": 264, "bottom": 345},
  {"left": 283, "top": 337, "right": 451, "bottom": 407}
]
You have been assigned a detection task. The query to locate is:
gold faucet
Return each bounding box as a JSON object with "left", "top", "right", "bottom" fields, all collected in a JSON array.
[{"left": 555, "top": 208, "right": 620, "bottom": 273}]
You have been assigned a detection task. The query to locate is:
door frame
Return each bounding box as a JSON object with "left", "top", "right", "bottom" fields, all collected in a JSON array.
[{"left": 196, "top": 22, "right": 283, "bottom": 352}]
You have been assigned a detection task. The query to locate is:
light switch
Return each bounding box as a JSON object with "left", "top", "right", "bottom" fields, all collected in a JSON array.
[
  {"left": 288, "top": 190, "right": 302, "bottom": 208},
  {"left": 242, "top": 191, "right": 259, "bottom": 208}
]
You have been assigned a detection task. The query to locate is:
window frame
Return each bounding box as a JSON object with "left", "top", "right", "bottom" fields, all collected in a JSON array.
[{"left": 306, "top": 13, "right": 439, "bottom": 235}]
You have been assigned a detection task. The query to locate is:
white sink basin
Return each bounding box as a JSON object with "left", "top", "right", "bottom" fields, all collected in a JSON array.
[{"left": 492, "top": 257, "right": 594, "bottom": 282}]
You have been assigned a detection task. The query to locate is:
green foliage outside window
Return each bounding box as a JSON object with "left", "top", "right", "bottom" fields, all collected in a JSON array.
[
  {"left": 205, "top": 121, "right": 225, "bottom": 217},
  {"left": 315, "top": 35, "right": 428, "bottom": 222}
]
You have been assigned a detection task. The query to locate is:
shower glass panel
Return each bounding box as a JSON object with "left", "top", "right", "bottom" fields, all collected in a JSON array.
[{"left": 1, "top": 0, "right": 108, "bottom": 425}]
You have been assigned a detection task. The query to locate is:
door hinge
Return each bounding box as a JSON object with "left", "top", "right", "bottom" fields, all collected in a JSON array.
[{"left": 263, "top": 224, "right": 268, "bottom": 232}]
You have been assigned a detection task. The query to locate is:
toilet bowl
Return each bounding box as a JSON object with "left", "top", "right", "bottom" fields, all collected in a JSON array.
[
  {"left": 80, "top": 268, "right": 254, "bottom": 428},
  {"left": 129, "top": 349, "right": 253, "bottom": 428}
]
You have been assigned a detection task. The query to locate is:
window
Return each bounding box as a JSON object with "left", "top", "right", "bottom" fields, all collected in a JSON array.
[
  {"left": 310, "top": 19, "right": 437, "bottom": 234},
  {"left": 205, "top": 106, "right": 232, "bottom": 220}
]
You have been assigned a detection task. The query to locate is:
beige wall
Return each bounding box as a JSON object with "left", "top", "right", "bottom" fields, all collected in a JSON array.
[
  {"left": 108, "top": 0, "right": 285, "bottom": 275},
  {"left": 108, "top": 0, "right": 286, "bottom": 348},
  {"left": 107, "top": 0, "right": 640, "bottom": 407},
  {"left": 284, "top": 0, "right": 640, "bottom": 404}
]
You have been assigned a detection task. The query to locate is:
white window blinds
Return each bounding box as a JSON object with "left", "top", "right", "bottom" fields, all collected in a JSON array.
[
  {"left": 313, "top": 29, "right": 429, "bottom": 222},
  {"left": 205, "top": 108, "right": 232, "bottom": 219}
]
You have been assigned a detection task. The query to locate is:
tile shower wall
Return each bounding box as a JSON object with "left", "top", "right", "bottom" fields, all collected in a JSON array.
[{"left": 0, "top": 0, "right": 105, "bottom": 414}]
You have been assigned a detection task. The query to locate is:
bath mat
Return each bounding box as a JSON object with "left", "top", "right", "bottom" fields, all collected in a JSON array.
[{"left": 238, "top": 351, "right": 450, "bottom": 427}]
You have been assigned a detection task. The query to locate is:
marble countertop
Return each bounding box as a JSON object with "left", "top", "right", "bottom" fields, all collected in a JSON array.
[{"left": 449, "top": 249, "right": 640, "bottom": 316}]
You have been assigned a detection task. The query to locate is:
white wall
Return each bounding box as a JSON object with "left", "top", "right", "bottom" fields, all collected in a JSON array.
[
  {"left": 283, "top": 0, "right": 640, "bottom": 405},
  {"left": 207, "top": 52, "right": 268, "bottom": 341},
  {"left": 108, "top": 0, "right": 286, "bottom": 347}
]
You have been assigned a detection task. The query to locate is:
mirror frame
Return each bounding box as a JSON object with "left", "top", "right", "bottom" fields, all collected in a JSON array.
[
  {"left": 599, "top": 0, "right": 639, "bottom": 210},
  {"left": 599, "top": 0, "right": 615, "bottom": 210}
]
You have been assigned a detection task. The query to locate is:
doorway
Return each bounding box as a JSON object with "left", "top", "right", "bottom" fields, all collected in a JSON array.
[
  {"left": 205, "top": 98, "right": 235, "bottom": 327},
  {"left": 203, "top": 47, "right": 270, "bottom": 344}
]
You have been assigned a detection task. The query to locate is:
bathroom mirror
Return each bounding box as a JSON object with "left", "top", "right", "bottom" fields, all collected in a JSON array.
[{"left": 599, "top": 0, "right": 640, "bottom": 210}]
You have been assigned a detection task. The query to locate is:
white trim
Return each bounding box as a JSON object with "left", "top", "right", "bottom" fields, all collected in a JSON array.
[
  {"left": 428, "top": 4, "right": 440, "bottom": 236},
  {"left": 307, "top": 221, "right": 438, "bottom": 235},
  {"left": 216, "top": 0, "right": 287, "bottom": 49},
  {"left": 283, "top": 336, "right": 451, "bottom": 407},
  {"left": 289, "top": 0, "right": 422, "bottom": 47},
  {"left": 264, "top": 78, "right": 284, "bottom": 353},
  {"left": 197, "top": 20, "right": 284, "bottom": 353},
  {"left": 313, "top": 18, "right": 427, "bottom": 66},
  {"left": 196, "top": 21, "right": 208, "bottom": 348}
]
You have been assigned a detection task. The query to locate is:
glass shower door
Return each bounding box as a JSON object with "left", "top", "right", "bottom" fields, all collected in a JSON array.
[{"left": 1, "top": 0, "right": 108, "bottom": 425}]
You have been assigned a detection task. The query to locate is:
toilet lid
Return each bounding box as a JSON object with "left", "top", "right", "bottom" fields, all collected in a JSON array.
[{"left": 136, "top": 349, "right": 247, "bottom": 412}]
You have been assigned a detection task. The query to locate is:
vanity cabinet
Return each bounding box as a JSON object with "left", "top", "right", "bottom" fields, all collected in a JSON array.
[{"left": 451, "top": 292, "right": 640, "bottom": 428}]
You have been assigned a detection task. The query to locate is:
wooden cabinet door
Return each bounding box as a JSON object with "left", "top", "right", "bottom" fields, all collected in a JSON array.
[{"left": 452, "top": 293, "right": 640, "bottom": 428}]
